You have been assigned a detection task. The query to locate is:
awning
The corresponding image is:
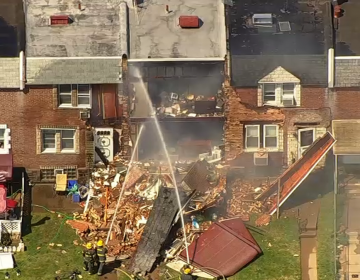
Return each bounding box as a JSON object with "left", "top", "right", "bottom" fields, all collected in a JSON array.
[
  {"left": 256, "top": 132, "right": 336, "bottom": 215},
  {"left": 179, "top": 218, "right": 262, "bottom": 277},
  {"left": 0, "top": 154, "right": 13, "bottom": 181},
  {"left": 332, "top": 120, "right": 360, "bottom": 155}
]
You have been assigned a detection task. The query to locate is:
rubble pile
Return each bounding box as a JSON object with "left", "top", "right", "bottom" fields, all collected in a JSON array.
[{"left": 227, "top": 179, "right": 270, "bottom": 218}]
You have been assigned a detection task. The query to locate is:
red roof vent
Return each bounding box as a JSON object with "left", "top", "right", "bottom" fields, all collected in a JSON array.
[
  {"left": 50, "top": 15, "right": 70, "bottom": 25},
  {"left": 179, "top": 16, "right": 200, "bottom": 28}
]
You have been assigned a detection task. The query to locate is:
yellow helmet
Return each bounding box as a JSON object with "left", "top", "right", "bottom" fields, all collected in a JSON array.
[
  {"left": 86, "top": 243, "right": 92, "bottom": 249},
  {"left": 184, "top": 268, "right": 192, "bottom": 275},
  {"left": 97, "top": 240, "right": 104, "bottom": 247}
]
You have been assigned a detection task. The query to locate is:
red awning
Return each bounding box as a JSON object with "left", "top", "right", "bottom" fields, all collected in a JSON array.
[
  {"left": 256, "top": 132, "right": 336, "bottom": 215},
  {"left": 179, "top": 218, "right": 262, "bottom": 277},
  {"left": 0, "top": 154, "right": 13, "bottom": 181}
]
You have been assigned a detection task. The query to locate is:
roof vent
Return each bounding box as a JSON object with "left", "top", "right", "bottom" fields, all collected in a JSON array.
[
  {"left": 252, "top": 14, "right": 273, "bottom": 25},
  {"left": 179, "top": 16, "right": 200, "bottom": 28},
  {"left": 50, "top": 15, "right": 71, "bottom": 25},
  {"left": 279, "top": 21, "right": 291, "bottom": 32}
]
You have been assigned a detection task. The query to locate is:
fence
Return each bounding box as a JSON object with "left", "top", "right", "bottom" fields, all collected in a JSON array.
[{"left": 0, "top": 220, "right": 21, "bottom": 241}]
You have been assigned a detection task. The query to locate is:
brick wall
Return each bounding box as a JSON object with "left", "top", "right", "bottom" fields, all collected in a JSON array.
[
  {"left": 0, "top": 87, "right": 86, "bottom": 169},
  {"left": 329, "top": 88, "right": 360, "bottom": 119}
]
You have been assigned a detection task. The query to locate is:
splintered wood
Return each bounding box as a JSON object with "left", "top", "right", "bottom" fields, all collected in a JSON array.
[{"left": 227, "top": 179, "right": 269, "bottom": 218}]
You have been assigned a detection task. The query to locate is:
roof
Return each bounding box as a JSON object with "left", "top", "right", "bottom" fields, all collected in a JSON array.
[
  {"left": 26, "top": 58, "right": 122, "bottom": 84},
  {"left": 335, "top": 1, "right": 360, "bottom": 56},
  {"left": 182, "top": 160, "right": 212, "bottom": 193},
  {"left": 130, "top": 186, "right": 189, "bottom": 274},
  {"left": 256, "top": 132, "right": 335, "bottom": 215},
  {"left": 25, "top": 0, "right": 126, "bottom": 57},
  {"left": 128, "top": 0, "right": 226, "bottom": 59},
  {"left": 0, "top": 58, "right": 20, "bottom": 88},
  {"left": 0, "top": 0, "right": 25, "bottom": 57},
  {"left": 333, "top": 120, "right": 360, "bottom": 155},
  {"left": 179, "top": 218, "right": 262, "bottom": 277},
  {"left": 231, "top": 55, "right": 328, "bottom": 86},
  {"left": 229, "top": 0, "right": 328, "bottom": 56},
  {"left": 335, "top": 58, "right": 360, "bottom": 87}
]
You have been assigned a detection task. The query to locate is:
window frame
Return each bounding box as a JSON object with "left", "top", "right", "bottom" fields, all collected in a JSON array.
[
  {"left": 58, "top": 84, "right": 92, "bottom": 109},
  {"left": 263, "top": 124, "right": 279, "bottom": 149},
  {"left": 0, "top": 128, "right": 4, "bottom": 149},
  {"left": 298, "top": 128, "right": 315, "bottom": 156},
  {"left": 41, "top": 129, "right": 76, "bottom": 154},
  {"left": 262, "top": 83, "right": 277, "bottom": 105},
  {"left": 245, "top": 125, "right": 260, "bottom": 149}
]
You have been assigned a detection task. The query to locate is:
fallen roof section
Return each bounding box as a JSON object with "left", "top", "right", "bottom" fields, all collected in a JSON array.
[
  {"left": 256, "top": 132, "right": 336, "bottom": 216},
  {"left": 129, "top": 186, "right": 188, "bottom": 275},
  {"left": 182, "top": 160, "right": 212, "bottom": 193},
  {"left": 179, "top": 217, "right": 262, "bottom": 277}
]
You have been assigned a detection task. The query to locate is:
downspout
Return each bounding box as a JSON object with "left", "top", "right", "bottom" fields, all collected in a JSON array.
[
  {"left": 333, "top": 154, "right": 338, "bottom": 278},
  {"left": 328, "top": 48, "right": 335, "bottom": 88},
  {"left": 19, "top": 51, "right": 25, "bottom": 90}
]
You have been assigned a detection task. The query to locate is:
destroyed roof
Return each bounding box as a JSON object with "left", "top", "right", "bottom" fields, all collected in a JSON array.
[
  {"left": 25, "top": 0, "right": 126, "bottom": 57},
  {"left": 129, "top": 186, "right": 189, "bottom": 274},
  {"left": 179, "top": 217, "right": 262, "bottom": 277},
  {"left": 182, "top": 160, "right": 212, "bottom": 193},
  {"left": 256, "top": 132, "right": 335, "bottom": 216}
]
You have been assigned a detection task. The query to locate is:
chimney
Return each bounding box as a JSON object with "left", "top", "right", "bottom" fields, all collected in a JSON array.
[{"left": 165, "top": 5, "right": 169, "bottom": 13}]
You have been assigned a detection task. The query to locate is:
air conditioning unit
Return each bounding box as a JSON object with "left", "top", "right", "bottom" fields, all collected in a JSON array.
[
  {"left": 80, "top": 110, "right": 90, "bottom": 120},
  {"left": 254, "top": 152, "right": 269, "bottom": 166},
  {"left": 252, "top": 14, "right": 273, "bottom": 25},
  {"left": 282, "top": 94, "right": 294, "bottom": 106},
  {"left": 54, "top": 169, "right": 64, "bottom": 176},
  {"left": 94, "top": 128, "right": 114, "bottom": 163}
]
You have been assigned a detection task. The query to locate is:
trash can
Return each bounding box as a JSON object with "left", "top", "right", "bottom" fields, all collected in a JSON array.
[{"left": 72, "top": 193, "right": 81, "bottom": 203}]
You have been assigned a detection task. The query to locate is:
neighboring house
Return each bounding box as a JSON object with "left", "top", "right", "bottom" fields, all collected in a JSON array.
[
  {"left": 0, "top": 0, "right": 127, "bottom": 183},
  {"left": 225, "top": 0, "right": 333, "bottom": 177},
  {"left": 331, "top": 0, "right": 360, "bottom": 171},
  {"left": 126, "top": 0, "right": 227, "bottom": 161}
]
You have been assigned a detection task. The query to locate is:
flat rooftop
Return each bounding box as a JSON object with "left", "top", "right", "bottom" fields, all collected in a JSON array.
[
  {"left": 25, "top": 0, "right": 125, "bottom": 57},
  {"left": 0, "top": 0, "right": 25, "bottom": 57},
  {"left": 335, "top": 0, "right": 360, "bottom": 56},
  {"left": 229, "top": 0, "right": 326, "bottom": 55},
  {"left": 128, "top": 0, "right": 226, "bottom": 59}
]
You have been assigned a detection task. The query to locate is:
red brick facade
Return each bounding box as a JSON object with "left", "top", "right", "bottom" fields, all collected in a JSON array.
[{"left": 0, "top": 87, "right": 86, "bottom": 170}]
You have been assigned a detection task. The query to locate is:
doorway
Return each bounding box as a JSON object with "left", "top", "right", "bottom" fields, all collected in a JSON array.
[{"left": 298, "top": 128, "right": 315, "bottom": 157}]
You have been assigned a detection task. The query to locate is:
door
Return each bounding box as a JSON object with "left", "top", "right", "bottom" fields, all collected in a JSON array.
[{"left": 298, "top": 128, "right": 315, "bottom": 157}]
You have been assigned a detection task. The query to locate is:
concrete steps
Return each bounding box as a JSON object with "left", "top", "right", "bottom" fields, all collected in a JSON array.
[{"left": 300, "top": 230, "right": 317, "bottom": 238}]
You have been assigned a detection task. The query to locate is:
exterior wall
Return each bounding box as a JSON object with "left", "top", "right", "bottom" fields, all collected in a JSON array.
[
  {"left": 0, "top": 87, "right": 86, "bottom": 171},
  {"left": 226, "top": 84, "right": 329, "bottom": 176},
  {"left": 330, "top": 88, "right": 360, "bottom": 119}
]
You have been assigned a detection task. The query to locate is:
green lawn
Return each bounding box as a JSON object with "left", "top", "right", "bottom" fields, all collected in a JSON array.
[
  {"left": 231, "top": 216, "right": 301, "bottom": 280},
  {"left": 0, "top": 213, "right": 99, "bottom": 280},
  {"left": 317, "top": 192, "right": 336, "bottom": 280}
]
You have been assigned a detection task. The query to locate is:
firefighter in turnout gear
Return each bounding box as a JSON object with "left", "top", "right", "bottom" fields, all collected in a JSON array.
[
  {"left": 96, "top": 240, "right": 108, "bottom": 276},
  {"left": 83, "top": 243, "right": 96, "bottom": 274}
]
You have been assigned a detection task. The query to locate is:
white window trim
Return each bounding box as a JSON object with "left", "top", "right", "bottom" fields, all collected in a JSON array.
[
  {"left": 58, "top": 84, "right": 92, "bottom": 109},
  {"left": 261, "top": 82, "right": 297, "bottom": 107},
  {"left": 0, "top": 125, "right": 11, "bottom": 154},
  {"left": 264, "top": 124, "right": 279, "bottom": 149},
  {"left": 298, "top": 128, "right": 315, "bottom": 157},
  {"left": 245, "top": 125, "right": 260, "bottom": 150},
  {"left": 41, "top": 129, "right": 76, "bottom": 154}
]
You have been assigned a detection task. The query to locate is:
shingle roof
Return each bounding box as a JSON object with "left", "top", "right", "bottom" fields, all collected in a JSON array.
[
  {"left": 335, "top": 59, "right": 360, "bottom": 87},
  {"left": 231, "top": 55, "right": 327, "bottom": 87},
  {"left": 26, "top": 58, "right": 122, "bottom": 84}
]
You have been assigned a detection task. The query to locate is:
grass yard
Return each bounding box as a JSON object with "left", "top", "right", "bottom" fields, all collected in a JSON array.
[
  {"left": 0, "top": 213, "right": 99, "bottom": 280},
  {"left": 231, "top": 216, "right": 301, "bottom": 280}
]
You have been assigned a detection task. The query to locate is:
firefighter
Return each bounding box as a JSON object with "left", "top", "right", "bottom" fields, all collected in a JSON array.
[
  {"left": 83, "top": 243, "right": 96, "bottom": 274},
  {"left": 180, "top": 264, "right": 196, "bottom": 280},
  {"left": 96, "top": 240, "right": 108, "bottom": 276}
]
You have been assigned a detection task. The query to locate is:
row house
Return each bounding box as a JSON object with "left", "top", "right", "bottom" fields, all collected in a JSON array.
[
  {"left": 0, "top": 0, "right": 126, "bottom": 183},
  {"left": 125, "top": 0, "right": 227, "bottom": 162},
  {"left": 225, "top": 0, "right": 334, "bottom": 177}
]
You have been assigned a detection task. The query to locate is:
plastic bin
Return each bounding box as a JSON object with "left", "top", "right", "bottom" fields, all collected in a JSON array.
[{"left": 72, "top": 193, "right": 81, "bottom": 203}]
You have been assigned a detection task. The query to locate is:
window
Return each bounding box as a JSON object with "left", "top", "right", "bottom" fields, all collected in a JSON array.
[
  {"left": 261, "top": 83, "right": 297, "bottom": 107},
  {"left": 58, "top": 84, "right": 91, "bottom": 108},
  {"left": 298, "top": 128, "right": 315, "bottom": 156},
  {"left": 263, "top": 84, "right": 276, "bottom": 103},
  {"left": 264, "top": 125, "right": 278, "bottom": 148},
  {"left": 41, "top": 129, "right": 75, "bottom": 153},
  {"left": 0, "top": 129, "right": 4, "bottom": 149},
  {"left": 40, "top": 167, "right": 78, "bottom": 181},
  {"left": 245, "top": 125, "right": 260, "bottom": 149},
  {"left": 245, "top": 124, "right": 279, "bottom": 150}
]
